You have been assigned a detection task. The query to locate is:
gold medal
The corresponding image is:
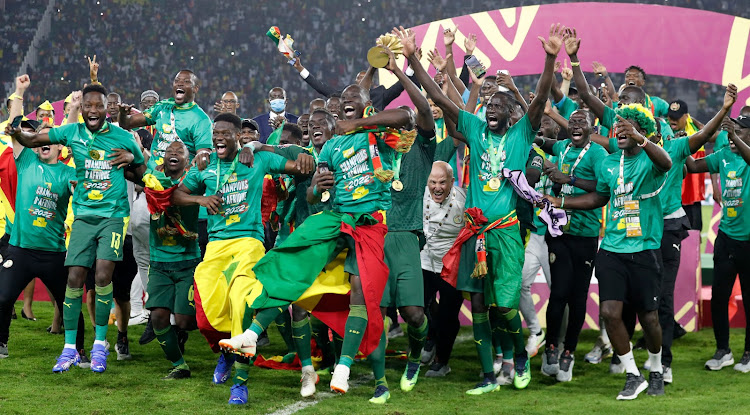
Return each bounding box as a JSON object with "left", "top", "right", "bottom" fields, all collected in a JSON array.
[
  {"left": 89, "top": 150, "right": 101, "bottom": 160},
  {"left": 488, "top": 177, "right": 501, "bottom": 190},
  {"left": 391, "top": 180, "right": 404, "bottom": 192},
  {"left": 321, "top": 191, "right": 330, "bottom": 202}
]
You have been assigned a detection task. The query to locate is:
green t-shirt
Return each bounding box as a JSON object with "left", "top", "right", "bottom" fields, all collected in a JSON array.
[
  {"left": 705, "top": 148, "right": 750, "bottom": 241},
  {"left": 181, "top": 152, "right": 287, "bottom": 242},
  {"left": 10, "top": 148, "right": 75, "bottom": 251},
  {"left": 596, "top": 149, "right": 667, "bottom": 253},
  {"left": 144, "top": 168, "right": 200, "bottom": 263},
  {"left": 601, "top": 106, "right": 673, "bottom": 140},
  {"left": 660, "top": 137, "right": 692, "bottom": 216},
  {"left": 556, "top": 96, "right": 579, "bottom": 120},
  {"left": 434, "top": 118, "right": 458, "bottom": 173},
  {"left": 553, "top": 139, "right": 608, "bottom": 237},
  {"left": 714, "top": 130, "right": 729, "bottom": 152},
  {"left": 387, "top": 131, "right": 436, "bottom": 232},
  {"left": 318, "top": 132, "right": 395, "bottom": 214},
  {"left": 143, "top": 99, "right": 213, "bottom": 169},
  {"left": 649, "top": 95, "right": 670, "bottom": 119},
  {"left": 49, "top": 122, "right": 145, "bottom": 218},
  {"left": 457, "top": 110, "right": 536, "bottom": 222}
]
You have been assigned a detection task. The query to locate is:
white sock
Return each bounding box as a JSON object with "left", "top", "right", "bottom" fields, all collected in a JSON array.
[
  {"left": 648, "top": 348, "right": 663, "bottom": 373},
  {"left": 503, "top": 358, "right": 513, "bottom": 364},
  {"left": 301, "top": 364, "right": 315, "bottom": 372},
  {"left": 600, "top": 319, "right": 611, "bottom": 345},
  {"left": 618, "top": 350, "right": 640, "bottom": 376},
  {"left": 64, "top": 343, "right": 76, "bottom": 350},
  {"left": 94, "top": 339, "right": 107, "bottom": 347}
]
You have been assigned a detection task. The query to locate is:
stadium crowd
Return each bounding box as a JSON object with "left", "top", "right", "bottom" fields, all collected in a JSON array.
[{"left": 0, "top": 0, "right": 749, "bottom": 408}]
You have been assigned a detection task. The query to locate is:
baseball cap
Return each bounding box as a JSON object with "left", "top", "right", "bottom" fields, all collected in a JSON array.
[
  {"left": 668, "top": 100, "right": 688, "bottom": 120},
  {"left": 732, "top": 115, "right": 750, "bottom": 129},
  {"left": 242, "top": 118, "right": 259, "bottom": 131}
]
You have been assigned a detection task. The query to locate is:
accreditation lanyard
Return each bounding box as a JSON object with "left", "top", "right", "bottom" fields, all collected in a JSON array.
[
  {"left": 311, "top": 147, "right": 319, "bottom": 163},
  {"left": 216, "top": 154, "right": 239, "bottom": 193},
  {"left": 559, "top": 141, "right": 591, "bottom": 175},
  {"left": 487, "top": 132, "right": 507, "bottom": 178}
]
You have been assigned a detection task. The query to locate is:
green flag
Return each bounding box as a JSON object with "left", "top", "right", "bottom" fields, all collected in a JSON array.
[{"left": 266, "top": 119, "right": 285, "bottom": 145}]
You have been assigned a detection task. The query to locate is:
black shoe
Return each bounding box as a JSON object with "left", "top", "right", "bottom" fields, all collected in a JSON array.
[
  {"left": 257, "top": 330, "right": 270, "bottom": 348},
  {"left": 177, "top": 328, "right": 189, "bottom": 355},
  {"left": 47, "top": 326, "right": 63, "bottom": 335},
  {"left": 139, "top": 319, "right": 156, "bottom": 345},
  {"left": 647, "top": 371, "right": 665, "bottom": 396},
  {"left": 616, "top": 373, "right": 648, "bottom": 400},
  {"left": 21, "top": 310, "right": 36, "bottom": 321},
  {"left": 163, "top": 367, "right": 191, "bottom": 380},
  {"left": 634, "top": 337, "right": 646, "bottom": 350},
  {"left": 673, "top": 322, "right": 687, "bottom": 340},
  {"left": 116, "top": 338, "right": 132, "bottom": 360}
]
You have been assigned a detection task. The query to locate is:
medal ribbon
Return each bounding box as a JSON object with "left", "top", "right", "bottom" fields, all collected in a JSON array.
[
  {"left": 392, "top": 152, "right": 403, "bottom": 181},
  {"left": 216, "top": 153, "right": 239, "bottom": 193},
  {"left": 83, "top": 121, "right": 110, "bottom": 157},
  {"left": 487, "top": 132, "right": 507, "bottom": 178}
]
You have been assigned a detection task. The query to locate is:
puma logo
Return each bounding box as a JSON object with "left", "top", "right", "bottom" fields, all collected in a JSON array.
[
  {"left": 723, "top": 160, "right": 729, "bottom": 167},
  {"left": 292, "top": 335, "right": 305, "bottom": 340},
  {"left": 158, "top": 340, "right": 167, "bottom": 347},
  {"left": 607, "top": 167, "right": 616, "bottom": 175},
  {"left": 673, "top": 244, "right": 680, "bottom": 251},
  {"left": 97, "top": 299, "right": 110, "bottom": 305},
  {"left": 236, "top": 376, "right": 247, "bottom": 382},
  {"left": 63, "top": 301, "right": 72, "bottom": 308},
  {"left": 585, "top": 260, "right": 593, "bottom": 267},
  {"left": 474, "top": 339, "right": 483, "bottom": 345}
]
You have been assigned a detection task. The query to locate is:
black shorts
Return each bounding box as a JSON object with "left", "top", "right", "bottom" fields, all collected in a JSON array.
[
  {"left": 596, "top": 248, "right": 662, "bottom": 311},
  {"left": 85, "top": 235, "right": 138, "bottom": 301}
]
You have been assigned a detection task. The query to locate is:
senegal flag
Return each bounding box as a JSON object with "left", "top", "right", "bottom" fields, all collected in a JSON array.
[{"left": 247, "top": 210, "right": 389, "bottom": 356}]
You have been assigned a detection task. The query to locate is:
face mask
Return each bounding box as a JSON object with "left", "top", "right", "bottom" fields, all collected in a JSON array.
[{"left": 270, "top": 98, "right": 286, "bottom": 113}]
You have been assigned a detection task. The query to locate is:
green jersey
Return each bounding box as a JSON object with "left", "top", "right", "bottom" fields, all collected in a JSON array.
[
  {"left": 318, "top": 131, "right": 395, "bottom": 214},
  {"left": 649, "top": 95, "right": 670, "bottom": 119},
  {"left": 705, "top": 148, "right": 750, "bottom": 241},
  {"left": 143, "top": 99, "right": 213, "bottom": 169},
  {"left": 181, "top": 152, "right": 287, "bottom": 242},
  {"left": 10, "top": 148, "right": 75, "bottom": 251},
  {"left": 556, "top": 96, "right": 579, "bottom": 120},
  {"left": 457, "top": 110, "right": 536, "bottom": 222},
  {"left": 553, "top": 139, "right": 608, "bottom": 237},
  {"left": 659, "top": 137, "right": 692, "bottom": 216},
  {"left": 49, "top": 122, "right": 144, "bottom": 218},
  {"left": 387, "top": 131, "right": 436, "bottom": 231},
  {"left": 601, "top": 106, "right": 674, "bottom": 140},
  {"left": 714, "top": 130, "right": 729, "bottom": 152},
  {"left": 274, "top": 145, "right": 333, "bottom": 226},
  {"left": 596, "top": 149, "right": 667, "bottom": 253},
  {"left": 434, "top": 118, "right": 458, "bottom": 174},
  {"left": 144, "top": 168, "right": 200, "bottom": 263}
]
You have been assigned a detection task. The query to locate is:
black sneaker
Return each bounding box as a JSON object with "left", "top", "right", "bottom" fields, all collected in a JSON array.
[
  {"left": 633, "top": 337, "right": 646, "bottom": 350},
  {"left": 163, "top": 367, "right": 191, "bottom": 380},
  {"left": 647, "top": 371, "right": 665, "bottom": 396},
  {"left": 139, "top": 319, "right": 156, "bottom": 345},
  {"left": 541, "top": 345, "right": 559, "bottom": 376},
  {"left": 257, "top": 330, "right": 270, "bottom": 348},
  {"left": 116, "top": 338, "right": 132, "bottom": 361},
  {"left": 616, "top": 373, "right": 648, "bottom": 400},
  {"left": 79, "top": 350, "right": 91, "bottom": 369},
  {"left": 673, "top": 322, "right": 687, "bottom": 340},
  {"left": 177, "top": 328, "right": 189, "bottom": 355}
]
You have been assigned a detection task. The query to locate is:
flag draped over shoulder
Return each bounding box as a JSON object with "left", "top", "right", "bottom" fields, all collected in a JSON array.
[
  {"left": 248, "top": 210, "right": 389, "bottom": 356},
  {"left": 0, "top": 145, "right": 18, "bottom": 228}
]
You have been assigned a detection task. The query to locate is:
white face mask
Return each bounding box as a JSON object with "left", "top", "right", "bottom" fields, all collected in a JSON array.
[{"left": 270, "top": 98, "right": 286, "bottom": 113}]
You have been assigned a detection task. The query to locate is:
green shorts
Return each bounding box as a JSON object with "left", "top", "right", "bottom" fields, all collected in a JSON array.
[
  {"left": 381, "top": 231, "right": 424, "bottom": 308},
  {"left": 455, "top": 224, "right": 523, "bottom": 309},
  {"left": 65, "top": 216, "right": 129, "bottom": 268},
  {"left": 145, "top": 260, "right": 200, "bottom": 315}
]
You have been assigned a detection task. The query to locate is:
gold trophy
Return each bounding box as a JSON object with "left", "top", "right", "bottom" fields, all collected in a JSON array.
[{"left": 367, "top": 33, "right": 404, "bottom": 68}]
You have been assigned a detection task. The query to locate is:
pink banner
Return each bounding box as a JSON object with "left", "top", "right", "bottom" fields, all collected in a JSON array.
[{"left": 385, "top": 3, "right": 750, "bottom": 115}]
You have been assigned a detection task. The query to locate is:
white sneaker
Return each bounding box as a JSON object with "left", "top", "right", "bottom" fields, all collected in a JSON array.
[
  {"left": 330, "top": 365, "right": 350, "bottom": 394},
  {"left": 497, "top": 361, "right": 515, "bottom": 385},
  {"left": 420, "top": 341, "right": 436, "bottom": 365},
  {"left": 584, "top": 338, "right": 612, "bottom": 364},
  {"left": 705, "top": 349, "right": 734, "bottom": 371},
  {"left": 609, "top": 356, "right": 625, "bottom": 374},
  {"left": 733, "top": 351, "right": 750, "bottom": 373},
  {"left": 663, "top": 366, "right": 673, "bottom": 384},
  {"left": 300, "top": 366, "right": 318, "bottom": 397},
  {"left": 493, "top": 356, "right": 503, "bottom": 376},
  {"left": 128, "top": 312, "right": 149, "bottom": 326},
  {"left": 218, "top": 330, "right": 257, "bottom": 357},
  {"left": 556, "top": 351, "right": 574, "bottom": 382},
  {"left": 525, "top": 330, "right": 546, "bottom": 358}
]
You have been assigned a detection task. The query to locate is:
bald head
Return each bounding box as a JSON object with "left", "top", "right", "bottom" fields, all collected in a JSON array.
[
  {"left": 221, "top": 91, "right": 239, "bottom": 114},
  {"left": 428, "top": 161, "right": 454, "bottom": 203}
]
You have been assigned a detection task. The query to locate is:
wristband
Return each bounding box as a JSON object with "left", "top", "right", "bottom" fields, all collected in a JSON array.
[
  {"left": 405, "top": 67, "right": 415, "bottom": 77},
  {"left": 242, "top": 142, "right": 256, "bottom": 153},
  {"left": 569, "top": 175, "right": 577, "bottom": 185},
  {"left": 638, "top": 139, "right": 649, "bottom": 148},
  {"left": 299, "top": 68, "right": 310, "bottom": 79},
  {"left": 312, "top": 185, "right": 319, "bottom": 197},
  {"left": 570, "top": 61, "right": 580, "bottom": 67}
]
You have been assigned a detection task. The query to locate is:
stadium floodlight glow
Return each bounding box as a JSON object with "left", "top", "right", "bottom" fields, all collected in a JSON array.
[
  {"left": 169, "top": 42, "right": 173, "bottom": 46},
  {"left": 361, "top": 17, "right": 365, "bottom": 21},
  {"left": 231, "top": 51, "right": 235, "bottom": 56},
  {"left": 190, "top": 56, "right": 194, "bottom": 60}
]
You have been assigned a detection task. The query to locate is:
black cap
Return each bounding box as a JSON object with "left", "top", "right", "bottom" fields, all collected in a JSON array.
[
  {"left": 21, "top": 119, "right": 41, "bottom": 130},
  {"left": 567, "top": 87, "right": 579, "bottom": 96},
  {"left": 241, "top": 118, "right": 259, "bottom": 131},
  {"left": 732, "top": 115, "right": 750, "bottom": 129},
  {"left": 668, "top": 100, "right": 688, "bottom": 120}
]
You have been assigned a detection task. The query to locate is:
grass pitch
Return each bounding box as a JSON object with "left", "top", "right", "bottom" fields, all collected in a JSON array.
[{"left": 1, "top": 301, "right": 748, "bottom": 414}]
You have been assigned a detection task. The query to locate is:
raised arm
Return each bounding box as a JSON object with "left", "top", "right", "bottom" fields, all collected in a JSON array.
[
  {"left": 527, "top": 24, "right": 566, "bottom": 129},
  {"left": 335, "top": 108, "right": 412, "bottom": 134},
  {"left": 358, "top": 66, "right": 376, "bottom": 92},
  {"left": 293, "top": 58, "right": 338, "bottom": 98},
  {"left": 498, "top": 71, "right": 528, "bottom": 113},
  {"left": 66, "top": 90, "right": 82, "bottom": 125},
  {"left": 565, "top": 30, "right": 606, "bottom": 121},
  {"left": 726, "top": 121, "right": 750, "bottom": 166},
  {"left": 8, "top": 75, "right": 29, "bottom": 158},
  {"left": 395, "top": 26, "right": 460, "bottom": 124},
  {"left": 559, "top": 61, "right": 573, "bottom": 97},
  {"left": 592, "top": 61, "right": 618, "bottom": 102},
  {"left": 383, "top": 47, "right": 433, "bottom": 131},
  {"left": 445, "top": 115, "right": 467, "bottom": 144},
  {"left": 688, "top": 84, "right": 737, "bottom": 153},
  {"left": 685, "top": 156, "right": 708, "bottom": 174},
  {"left": 118, "top": 103, "right": 148, "bottom": 130},
  {"left": 589, "top": 133, "right": 612, "bottom": 151}
]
